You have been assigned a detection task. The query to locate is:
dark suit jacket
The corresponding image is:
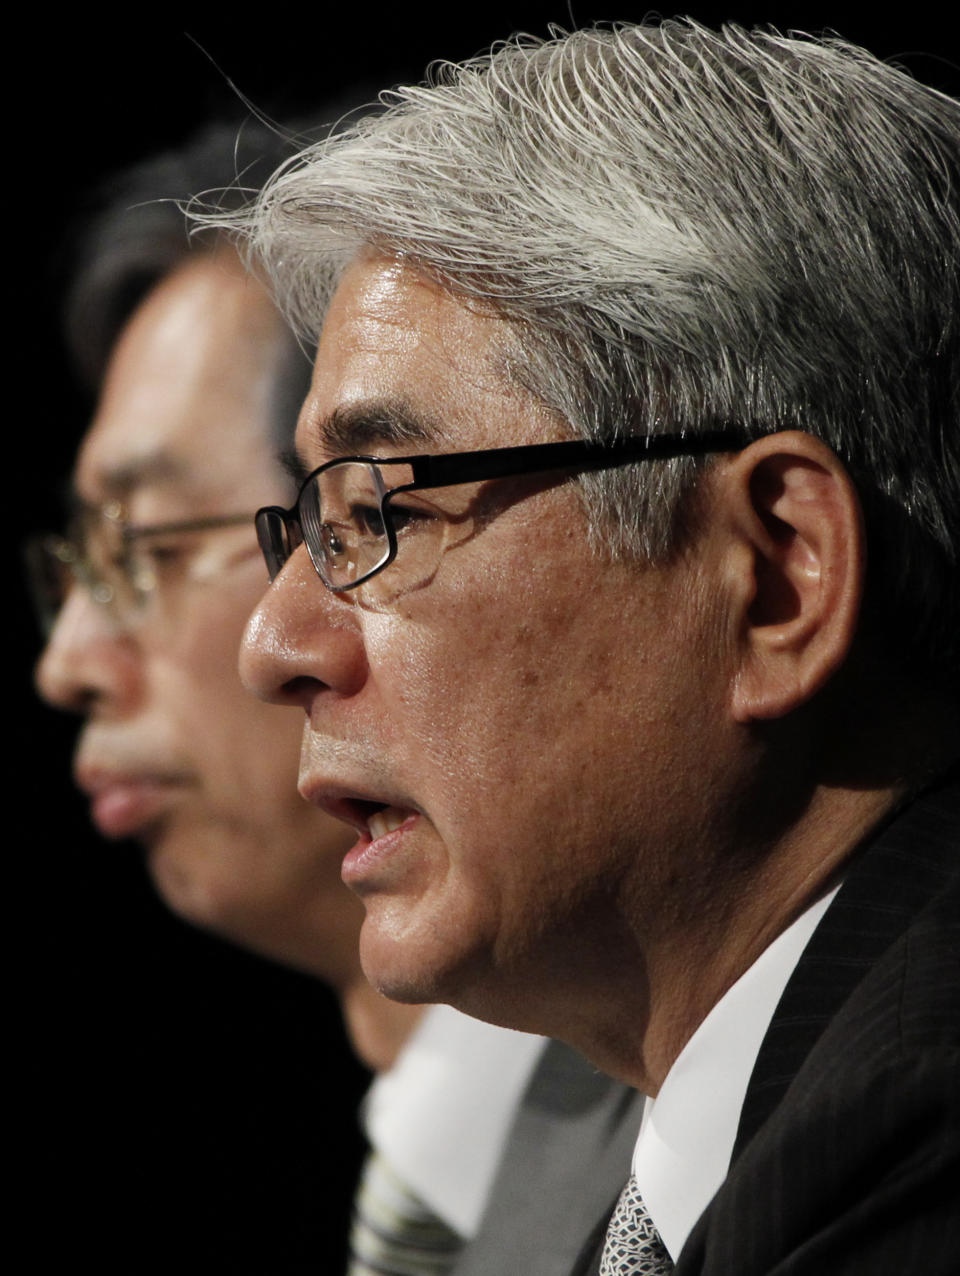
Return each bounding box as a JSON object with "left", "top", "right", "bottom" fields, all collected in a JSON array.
[
  {"left": 578, "top": 777, "right": 960, "bottom": 1275},
  {"left": 454, "top": 1040, "right": 645, "bottom": 1275}
]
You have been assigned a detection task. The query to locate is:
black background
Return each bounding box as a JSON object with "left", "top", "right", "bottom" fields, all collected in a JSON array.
[{"left": 13, "top": 6, "right": 958, "bottom": 1272}]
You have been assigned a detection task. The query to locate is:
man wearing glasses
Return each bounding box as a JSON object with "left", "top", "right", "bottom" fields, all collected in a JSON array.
[
  {"left": 31, "top": 122, "right": 384, "bottom": 1034},
  {"left": 225, "top": 20, "right": 959, "bottom": 1275},
  {"left": 32, "top": 118, "right": 649, "bottom": 1275}
]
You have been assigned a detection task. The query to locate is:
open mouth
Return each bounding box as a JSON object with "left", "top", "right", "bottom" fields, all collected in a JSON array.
[
  {"left": 366, "top": 804, "right": 410, "bottom": 840},
  {"left": 334, "top": 798, "right": 420, "bottom": 887},
  {"left": 325, "top": 795, "right": 415, "bottom": 841}
]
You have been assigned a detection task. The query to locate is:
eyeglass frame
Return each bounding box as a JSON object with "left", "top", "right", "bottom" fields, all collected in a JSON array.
[
  {"left": 25, "top": 508, "right": 259, "bottom": 636},
  {"left": 256, "top": 427, "right": 757, "bottom": 593}
]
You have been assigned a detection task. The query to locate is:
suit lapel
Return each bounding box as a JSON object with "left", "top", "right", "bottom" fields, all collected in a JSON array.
[
  {"left": 457, "top": 1039, "right": 644, "bottom": 1276},
  {"left": 734, "top": 776, "right": 960, "bottom": 1158}
]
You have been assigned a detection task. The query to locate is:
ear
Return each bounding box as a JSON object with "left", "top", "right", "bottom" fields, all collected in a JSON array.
[{"left": 717, "top": 431, "right": 865, "bottom": 722}]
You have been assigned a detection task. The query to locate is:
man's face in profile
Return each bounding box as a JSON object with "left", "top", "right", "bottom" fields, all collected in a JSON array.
[
  {"left": 36, "top": 250, "right": 361, "bottom": 980},
  {"left": 243, "top": 254, "right": 733, "bottom": 1027}
]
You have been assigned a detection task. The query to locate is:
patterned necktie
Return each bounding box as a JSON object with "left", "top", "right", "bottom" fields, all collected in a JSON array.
[
  {"left": 599, "top": 1173, "right": 675, "bottom": 1276},
  {"left": 348, "top": 1148, "right": 465, "bottom": 1275}
]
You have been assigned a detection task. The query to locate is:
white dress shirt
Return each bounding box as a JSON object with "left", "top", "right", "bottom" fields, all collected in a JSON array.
[
  {"left": 363, "top": 1004, "right": 545, "bottom": 1238},
  {"left": 633, "top": 886, "right": 840, "bottom": 1261}
]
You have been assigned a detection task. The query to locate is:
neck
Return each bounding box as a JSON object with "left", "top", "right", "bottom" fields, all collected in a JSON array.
[
  {"left": 621, "top": 778, "right": 903, "bottom": 1093},
  {"left": 473, "top": 774, "right": 904, "bottom": 1098},
  {"left": 340, "top": 977, "right": 425, "bottom": 1072}
]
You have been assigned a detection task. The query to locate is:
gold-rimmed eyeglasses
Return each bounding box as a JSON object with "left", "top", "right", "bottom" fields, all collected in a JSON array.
[{"left": 25, "top": 501, "right": 258, "bottom": 636}]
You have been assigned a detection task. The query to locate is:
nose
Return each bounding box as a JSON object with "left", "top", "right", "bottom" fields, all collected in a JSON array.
[
  {"left": 240, "top": 545, "right": 368, "bottom": 711},
  {"left": 34, "top": 584, "right": 143, "bottom": 717}
]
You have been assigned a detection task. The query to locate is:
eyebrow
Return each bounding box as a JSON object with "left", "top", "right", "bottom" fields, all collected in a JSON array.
[
  {"left": 296, "top": 400, "right": 446, "bottom": 474},
  {"left": 96, "top": 452, "right": 187, "bottom": 494},
  {"left": 278, "top": 447, "right": 311, "bottom": 487},
  {"left": 70, "top": 451, "right": 188, "bottom": 510}
]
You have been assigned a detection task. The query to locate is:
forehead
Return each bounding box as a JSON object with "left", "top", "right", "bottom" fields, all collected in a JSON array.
[
  {"left": 298, "top": 254, "right": 552, "bottom": 462},
  {"left": 76, "top": 251, "right": 291, "bottom": 508}
]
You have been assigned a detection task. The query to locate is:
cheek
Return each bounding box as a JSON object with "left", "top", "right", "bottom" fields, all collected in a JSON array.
[
  {"left": 369, "top": 557, "right": 637, "bottom": 855},
  {"left": 365, "top": 578, "right": 548, "bottom": 784},
  {"left": 377, "top": 554, "right": 714, "bottom": 889},
  {"left": 155, "top": 588, "right": 294, "bottom": 761},
  {"left": 164, "top": 578, "right": 261, "bottom": 685}
]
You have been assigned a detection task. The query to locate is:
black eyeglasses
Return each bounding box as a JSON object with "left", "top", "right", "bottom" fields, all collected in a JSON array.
[{"left": 256, "top": 428, "right": 753, "bottom": 595}]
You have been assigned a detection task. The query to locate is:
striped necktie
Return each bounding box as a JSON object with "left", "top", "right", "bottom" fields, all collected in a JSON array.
[
  {"left": 348, "top": 1149, "right": 465, "bottom": 1275},
  {"left": 599, "top": 1173, "right": 675, "bottom": 1276}
]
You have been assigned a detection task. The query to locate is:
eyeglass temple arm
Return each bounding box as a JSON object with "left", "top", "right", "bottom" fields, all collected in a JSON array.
[
  {"left": 406, "top": 427, "right": 753, "bottom": 490},
  {"left": 123, "top": 512, "right": 257, "bottom": 541}
]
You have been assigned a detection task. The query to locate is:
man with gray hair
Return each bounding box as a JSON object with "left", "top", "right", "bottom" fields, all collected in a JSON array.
[
  {"left": 34, "top": 110, "right": 648, "bottom": 1276},
  {"left": 224, "top": 20, "right": 957, "bottom": 1274}
]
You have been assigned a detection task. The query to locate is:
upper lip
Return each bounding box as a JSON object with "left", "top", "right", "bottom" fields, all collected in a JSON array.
[
  {"left": 74, "top": 757, "right": 191, "bottom": 799},
  {"left": 298, "top": 778, "right": 417, "bottom": 835}
]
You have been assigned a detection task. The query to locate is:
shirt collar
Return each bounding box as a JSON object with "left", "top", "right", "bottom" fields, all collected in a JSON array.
[
  {"left": 632, "top": 885, "right": 839, "bottom": 1261},
  {"left": 363, "top": 1004, "right": 545, "bottom": 1237}
]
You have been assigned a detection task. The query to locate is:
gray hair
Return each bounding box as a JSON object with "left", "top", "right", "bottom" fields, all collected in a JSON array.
[{"left": 223, "top": 20, "right": 960, "bottom": 678}]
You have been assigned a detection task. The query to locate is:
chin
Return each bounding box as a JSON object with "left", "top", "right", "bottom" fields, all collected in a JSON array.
[
  {"left": 357, "top": 904, "right": 492, "bottom": 1009},
  {"left": 149, "top": 848, "right": 286, "bottom": 964},
  {"left": 361, "top": 940, "right": 446, "bottom": 1006},
  {"left": 146, "top": 828, "right": 240, "bottom": 929}
]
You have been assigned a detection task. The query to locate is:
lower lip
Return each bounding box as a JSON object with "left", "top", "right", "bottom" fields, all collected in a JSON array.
[
  {"left": 341, "top": 813, "right": 419, "bottom": 887},
  {"left": 90, "top": 781, "right": 178, "bottom": 839}
]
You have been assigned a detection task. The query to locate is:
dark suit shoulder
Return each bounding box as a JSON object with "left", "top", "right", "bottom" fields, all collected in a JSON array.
[
  {"left": 806, "top": 869, "right": 959, "bottom": 1066},
  {"left": 680, "top": 869, "right": 960, "bottom": 1275}
]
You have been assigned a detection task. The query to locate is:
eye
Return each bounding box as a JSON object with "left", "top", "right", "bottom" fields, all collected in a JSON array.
[
  {"left": 124, "top": 539, "right": 189, "bottom": 588},
  {"left": 349, "top": 503, "right": 387, "bottom": 539},
  {"left": 138, "top": 540, "right": 191, "bottom": 567},
  {"left": 320, "top": 523, "right": 346, "bottom": 558}
]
